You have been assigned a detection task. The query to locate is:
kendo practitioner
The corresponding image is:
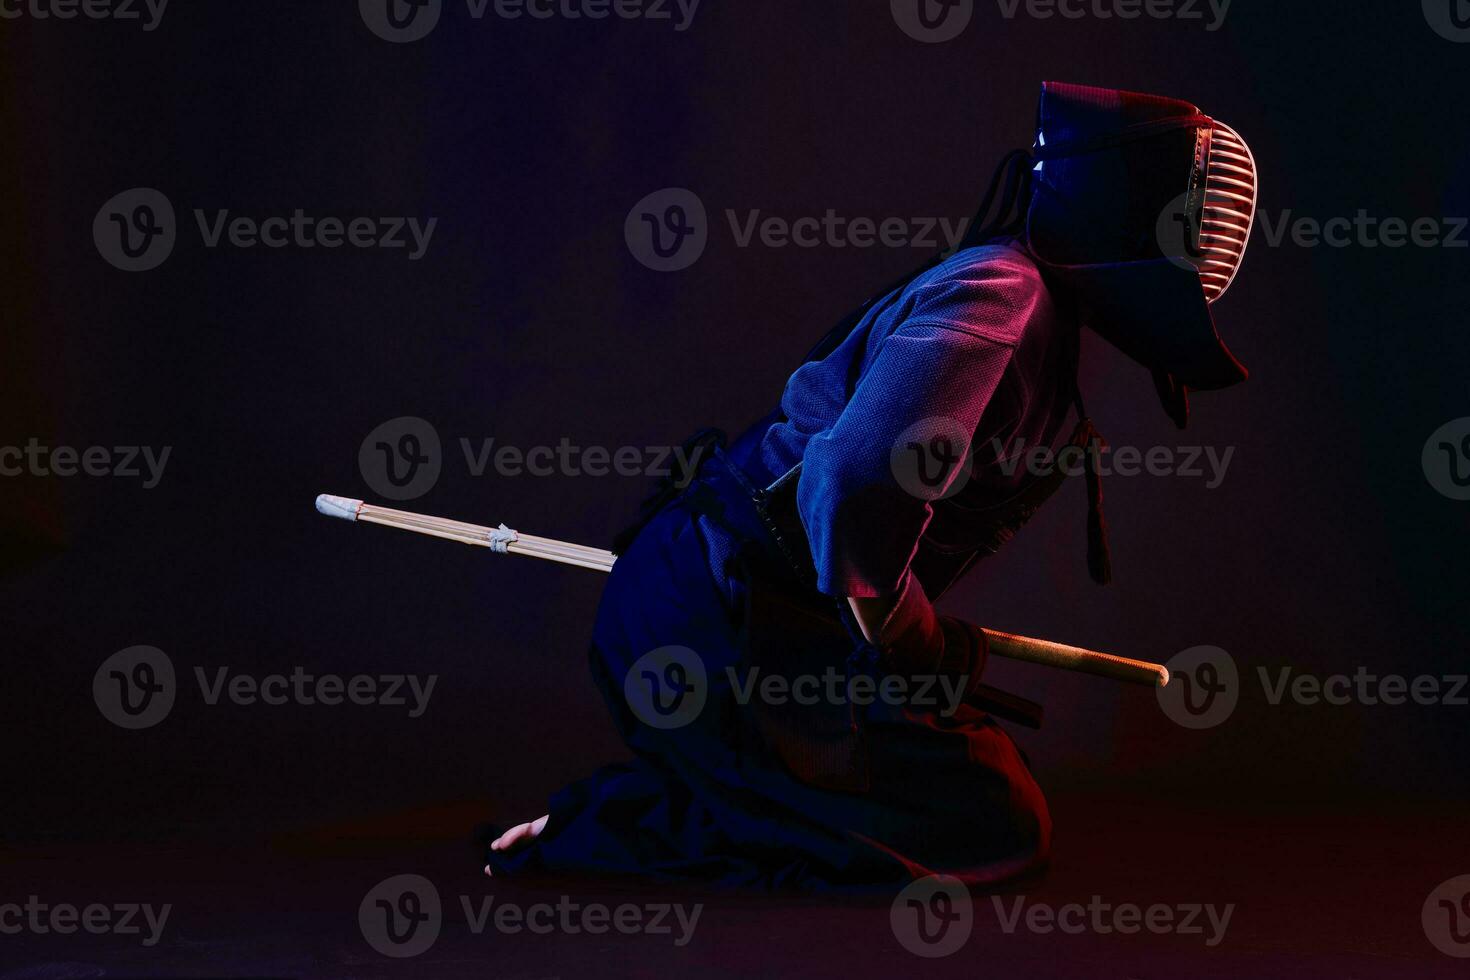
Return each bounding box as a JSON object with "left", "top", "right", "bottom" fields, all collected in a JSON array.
[{"left": 484, "top": 82, "right": 1259, "bottom": 887}]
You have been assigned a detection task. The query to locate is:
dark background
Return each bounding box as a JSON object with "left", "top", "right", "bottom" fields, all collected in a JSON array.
[{"left": 2, "top": 0, "right": 1468, "bottom": 973}]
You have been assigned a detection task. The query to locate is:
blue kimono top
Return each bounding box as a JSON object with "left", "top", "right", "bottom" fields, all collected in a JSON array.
[{"left": 756, "top": 238, "right": 1079, "bottom": 598}]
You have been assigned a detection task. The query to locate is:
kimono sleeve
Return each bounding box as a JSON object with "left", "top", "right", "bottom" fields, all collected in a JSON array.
[{"left": 795, "top": 262, "right": 1043, "bottom": 597}]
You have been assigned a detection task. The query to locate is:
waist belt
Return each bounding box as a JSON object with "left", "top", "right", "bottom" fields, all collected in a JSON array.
[
  {"left": 759, "top": 414, "right": 1105, "bottom": 601},
  {"left": 675, "top": 447, "right": 1044, "bottom": 734}
]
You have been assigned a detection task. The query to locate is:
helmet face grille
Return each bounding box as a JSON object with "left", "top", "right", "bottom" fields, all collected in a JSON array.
[{"left": 1192, "top": 122, "right": 1258, "bottom": 302}]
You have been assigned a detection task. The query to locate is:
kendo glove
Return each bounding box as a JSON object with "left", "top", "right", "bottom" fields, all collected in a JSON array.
[{"left": 870, "top": 570, "right": 988, "bottom": 700}]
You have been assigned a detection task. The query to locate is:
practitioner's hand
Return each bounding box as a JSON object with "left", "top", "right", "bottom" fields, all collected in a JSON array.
[
  {"left": 847, "top": 593, "right": 901, "bottom": 645},
  {"left": 850, "top": 570, "right": 943, "bottom": 662},
  {"left": 483, "top": 813, "right": 549, "bottom": 876},
  {"left": 849, "top": 571, "right": 986, "bottom": 698},
  {"left": 937, "top": 615, "right": 989, "bottom": 686}
]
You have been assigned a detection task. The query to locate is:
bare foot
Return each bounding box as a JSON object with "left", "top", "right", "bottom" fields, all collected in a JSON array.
[{"left": 483, "top": 814, "right": 549, "bottom": 876}]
